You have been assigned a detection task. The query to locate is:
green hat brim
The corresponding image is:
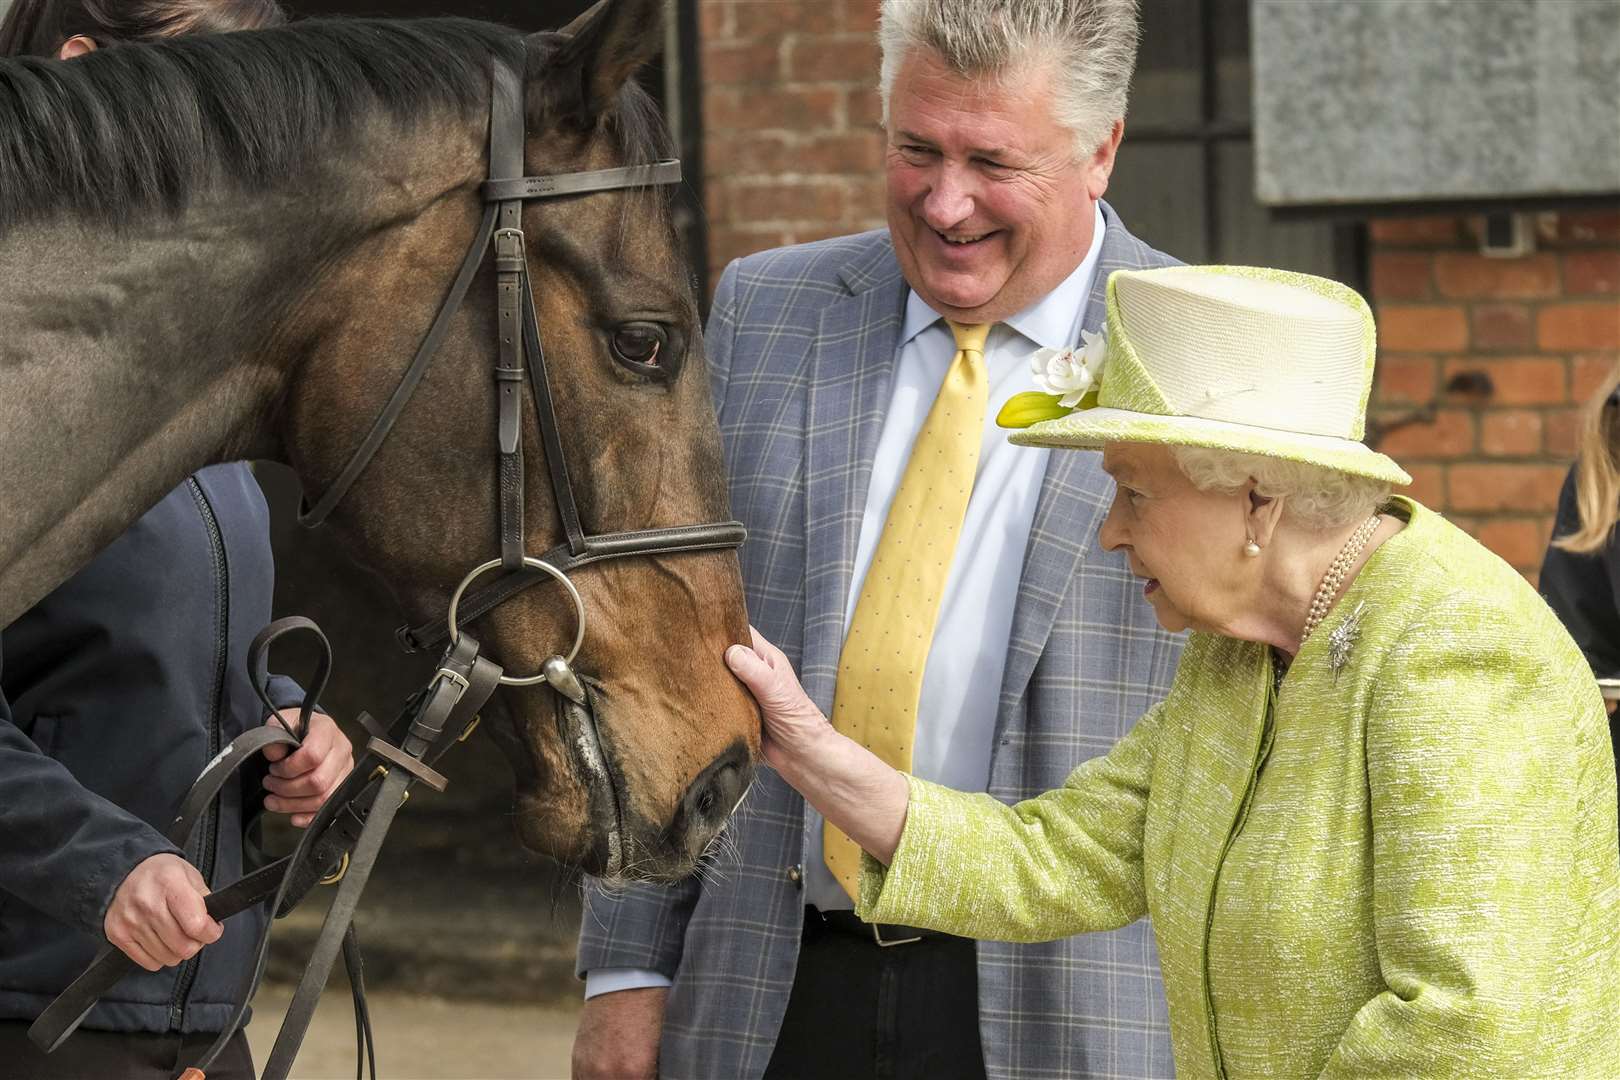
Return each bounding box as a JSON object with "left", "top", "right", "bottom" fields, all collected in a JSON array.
[{"left": 1008, "top": 406, "right": 1412, "bottom": 486}]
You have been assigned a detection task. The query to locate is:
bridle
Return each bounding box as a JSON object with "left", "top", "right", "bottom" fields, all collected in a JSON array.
[
  {"left": 299, "top": 59, "right": 746, "bottom": 696},
  {"left": 31, "top": 61, "right": 746, "bottom": 1080}
]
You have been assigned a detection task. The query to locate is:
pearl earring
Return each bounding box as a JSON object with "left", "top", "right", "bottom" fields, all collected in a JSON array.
[{"left": 1243, "top": 538, "right": 1261, "bottom": 558}]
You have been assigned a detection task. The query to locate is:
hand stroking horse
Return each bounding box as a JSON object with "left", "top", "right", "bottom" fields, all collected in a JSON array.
[{"left": 0, "top": 0, "right": 758, "bottom": 885}]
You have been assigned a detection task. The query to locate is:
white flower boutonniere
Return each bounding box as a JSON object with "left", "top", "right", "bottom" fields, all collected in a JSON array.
[
  {"left": 996, "top": 327, "right": 1110, "bottom": 429},
  {"left": 1030, "top": 328, "right": 1109, "bottom": 407}
]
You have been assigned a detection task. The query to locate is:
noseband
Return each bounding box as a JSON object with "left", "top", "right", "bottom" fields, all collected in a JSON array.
[{"left": 299, "top": 61, "right": 746, "bottom": 695}]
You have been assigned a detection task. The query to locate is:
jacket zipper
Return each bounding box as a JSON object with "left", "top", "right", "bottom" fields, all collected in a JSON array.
[{"left": 170, "top": 477, "right": 230, "bottom": 1031}]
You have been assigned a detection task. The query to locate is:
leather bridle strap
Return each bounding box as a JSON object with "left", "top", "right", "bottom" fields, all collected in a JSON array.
[
  {"left": 490, "top": 62, "right": 528, "bottom": 571},
  {"left": 297, "top": 199, "right": 499, "bottom": 529},
  {"left": 397, "top": 520, "right": 747, "bottom": 653}
]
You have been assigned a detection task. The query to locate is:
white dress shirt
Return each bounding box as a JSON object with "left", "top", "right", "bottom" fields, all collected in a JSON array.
[{"left": 585, "top": 205, "right": 1107, "bottom": 996}]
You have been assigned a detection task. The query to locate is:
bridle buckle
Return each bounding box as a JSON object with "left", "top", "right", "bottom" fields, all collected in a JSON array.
[{"left": 493, "top": 227, "right": 525, "bottom": 273}]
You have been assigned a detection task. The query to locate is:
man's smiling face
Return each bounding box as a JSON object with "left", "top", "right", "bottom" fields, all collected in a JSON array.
[{"left": 884, "top": 48, "right": 1121, "bottom": 324}]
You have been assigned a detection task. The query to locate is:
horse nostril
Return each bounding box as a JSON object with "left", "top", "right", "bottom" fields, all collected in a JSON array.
[{"left": 678, "top": 740, "right": 754, "bottom": 834}]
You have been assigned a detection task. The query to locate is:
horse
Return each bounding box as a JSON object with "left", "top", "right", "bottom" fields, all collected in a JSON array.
[{"left": 0, "top": 0, "right": 758, "bottom": 884}]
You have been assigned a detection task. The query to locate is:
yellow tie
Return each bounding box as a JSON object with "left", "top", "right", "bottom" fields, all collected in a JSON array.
[{"left": 824, "top": 321, "right": 992, "bottom": 900}]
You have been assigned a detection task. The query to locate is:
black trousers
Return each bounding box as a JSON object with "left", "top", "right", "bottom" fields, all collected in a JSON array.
[
  {"left": 0, "top": 1021, "right": 254, "bottom": 1080},
  {"left": 764, "top": 908, "right": 988, "bottom": 1080}
]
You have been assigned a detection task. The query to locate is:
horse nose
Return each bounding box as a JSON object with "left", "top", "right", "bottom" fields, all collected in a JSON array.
[{"left": 672, "top": 740, "right": 754, "bottom": 851}]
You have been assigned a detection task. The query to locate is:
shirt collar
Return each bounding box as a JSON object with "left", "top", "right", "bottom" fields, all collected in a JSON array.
[{"left": 900, "top": 202, "right": 1108, "bottom": 350}]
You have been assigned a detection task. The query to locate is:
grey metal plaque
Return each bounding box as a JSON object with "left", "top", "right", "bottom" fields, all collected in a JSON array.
[{"left": 1253, "top": 0, "right": 1620, "bottom": 206}]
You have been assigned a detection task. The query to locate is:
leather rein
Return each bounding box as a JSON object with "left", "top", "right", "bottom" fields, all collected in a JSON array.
[{"left": 31, "top": 61, "right": 745, "bottom": 1080}]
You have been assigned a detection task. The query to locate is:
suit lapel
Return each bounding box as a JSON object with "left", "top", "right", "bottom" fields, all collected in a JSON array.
[
  {"left": 997, "top": 204, "right": 1166, "bottom": 720},
  {"left": 799, "top": 245, "right": 908, "bottom": 710}
]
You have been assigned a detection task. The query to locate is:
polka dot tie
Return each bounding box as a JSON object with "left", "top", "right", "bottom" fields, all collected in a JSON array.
[{"left": 824, "top": 320, "right": 992, "bottom": 900}]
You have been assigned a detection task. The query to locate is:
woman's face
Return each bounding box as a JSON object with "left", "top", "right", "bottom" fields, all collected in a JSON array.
[{"left": 1098, "top": 443, "right": 1252, "bottom": 634}]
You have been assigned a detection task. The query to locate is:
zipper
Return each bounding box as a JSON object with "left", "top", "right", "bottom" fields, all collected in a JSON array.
[
  {"left": 1198, "top": 658, "right": 1279, "bottom": 1078},
  {"left": 170, "top": 477, "right": 230, "bottom": 1031}
]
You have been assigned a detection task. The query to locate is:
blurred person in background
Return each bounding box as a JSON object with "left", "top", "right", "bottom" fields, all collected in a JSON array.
[
  {"left": 1542, "top": 364, "right": 1620, "bottom": 789},
  {"left": 0, "top": 4, "right": 353, "bottom": 1078}
]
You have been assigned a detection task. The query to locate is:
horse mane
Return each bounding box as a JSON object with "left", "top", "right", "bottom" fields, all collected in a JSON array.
[{"left": 0, "top": 17, "right": 672, "bottom": 232}]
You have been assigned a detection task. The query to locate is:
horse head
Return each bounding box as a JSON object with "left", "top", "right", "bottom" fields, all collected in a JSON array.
[{"left": 277, "top": 1, "right": 758, "bottom": 882}]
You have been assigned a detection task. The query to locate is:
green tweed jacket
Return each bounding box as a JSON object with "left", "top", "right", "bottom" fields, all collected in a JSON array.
[{"left": 859, "top": 498, "right": 1620, "bottom": 1078}]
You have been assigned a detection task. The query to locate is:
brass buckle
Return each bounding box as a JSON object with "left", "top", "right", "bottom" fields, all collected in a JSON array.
[
  {"left": 870, "top": 922, "right": 923, "bottom": 948},
  {"left": 457, "top": 714, "right": 481, "bottom": 743},
  {"left": 368, "top": 764, "right": 409, "bottom": 804},
  {"left": 319, "top": 851, "right": 350, "bottom": 887}
]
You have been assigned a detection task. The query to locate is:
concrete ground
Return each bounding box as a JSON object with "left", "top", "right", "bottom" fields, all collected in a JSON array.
[{"left": 245, "top": 985, "right": 580, "bottom": 1080}]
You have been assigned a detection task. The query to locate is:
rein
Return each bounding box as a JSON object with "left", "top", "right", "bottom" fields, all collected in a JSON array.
[{"left": 31, "top": 60, "right": 746, "bottom": 1080}]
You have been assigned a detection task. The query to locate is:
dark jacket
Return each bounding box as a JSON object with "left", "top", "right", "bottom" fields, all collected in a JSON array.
[
  {"left": 1542, "top": 463, "right": 1620, "bottom": 680},
  {"left": 0, "top": 463, "right": 302, "bottom": 1035}
]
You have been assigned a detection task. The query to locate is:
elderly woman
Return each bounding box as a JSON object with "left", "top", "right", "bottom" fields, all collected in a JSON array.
[{"left": 727, "top": 266, "right": 1620, "bottom": 1077}]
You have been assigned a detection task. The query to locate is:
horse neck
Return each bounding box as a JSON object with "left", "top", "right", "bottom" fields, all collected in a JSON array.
[{"left": 0, "top": 116, "right": 484, "bottom": 626}]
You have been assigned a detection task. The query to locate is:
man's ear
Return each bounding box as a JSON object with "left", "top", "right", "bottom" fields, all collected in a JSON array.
[
  {"left": 1246, "top": 485, "right": 1286, "bottom": 549},
  {"left": 525, "top": 0, "right": 664, "bottom": 133},
  {"left": 57, "top": 35, "right": 98, "bottom": 60},
  {"left": 1084, "top": 118, "right": 1124, "bottom": 202}
]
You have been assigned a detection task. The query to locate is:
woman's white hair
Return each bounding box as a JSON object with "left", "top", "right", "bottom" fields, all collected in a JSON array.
[
  {"left": 877, "top": 0, "right": 1140, "bottom": 159},
  {"left": 1170, "top": 447, "right": 1392, "bottom": 531}
]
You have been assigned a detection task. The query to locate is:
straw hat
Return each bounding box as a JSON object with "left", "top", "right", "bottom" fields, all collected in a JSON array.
[{"left": 998, "top": 265, "right": 1412, "bottom": 485}]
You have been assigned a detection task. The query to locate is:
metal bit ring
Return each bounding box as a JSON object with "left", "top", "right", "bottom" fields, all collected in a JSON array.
[{"left": 445, "top": 557, "right": 585, "bottom": 686}]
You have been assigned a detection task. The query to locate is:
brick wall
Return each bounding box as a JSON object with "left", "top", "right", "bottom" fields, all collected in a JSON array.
[
  {"left": 699, "top": 0, "right": 887, "bottom": 286},
  {"left": 1368, "top": 212, "right": 1620, "bottom": 581}
]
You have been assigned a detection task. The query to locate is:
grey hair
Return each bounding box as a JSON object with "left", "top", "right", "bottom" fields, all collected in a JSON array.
[
  {"left": 1170, "top": 447, "right": 1392, "bottom": 531},
  {"left": 877, "top": 0, "right": 1140, "bottom": 159}
]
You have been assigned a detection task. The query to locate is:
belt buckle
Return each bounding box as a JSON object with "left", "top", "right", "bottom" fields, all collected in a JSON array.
[{"left": 870, "top": 922, "right": 922, "bottom": 947}]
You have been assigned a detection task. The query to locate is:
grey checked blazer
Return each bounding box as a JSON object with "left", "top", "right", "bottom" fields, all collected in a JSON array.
[{"left": 578, "top": 204, "right": 1185, "bottom": 1080}]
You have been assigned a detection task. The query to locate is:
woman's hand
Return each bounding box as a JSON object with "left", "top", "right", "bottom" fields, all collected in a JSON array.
[
  {"left": 725, "top": 627, "right": 910, "bottom": 865},
  {"left": 725, "top": 626, "right": 833, "bottom": 771}
]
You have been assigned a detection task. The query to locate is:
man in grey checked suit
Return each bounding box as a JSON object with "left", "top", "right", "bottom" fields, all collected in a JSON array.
[{"left": 574, "top": 2, "right": 1183, "bottom": 1077}]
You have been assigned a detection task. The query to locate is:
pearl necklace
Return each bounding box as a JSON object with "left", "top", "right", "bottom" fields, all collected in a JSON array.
[{"left": 1300, "top": 514, "right": 1381, "bottom": 645}]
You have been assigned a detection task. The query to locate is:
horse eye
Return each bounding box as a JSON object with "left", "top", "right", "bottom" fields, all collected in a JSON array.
[{"left": 611, "top": 324, "right": 665, "bottom": 368}]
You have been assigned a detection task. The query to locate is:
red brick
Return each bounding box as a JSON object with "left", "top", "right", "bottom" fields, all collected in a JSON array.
[
  {"left": 1468, "top": 303, "right": 1533, "bottom": 351},
  {"left": 1545, "top": 407, "right": 1584, "bottom": 458},
  {"left": 849, "top": 89, "right": 883, "bottom": 132},
  {"left": 1369, "top": 216, "right": 1462, "bottom": 247},
  {"left": 1479, "top": 410, "right": 1544, "bottom": 457},
  {"left": 709, "top": 130, "right": 884, "bottom": 178},
  {"left": 786, "top": 34, "right": 882, "bottom": 83},
  {"left": 1372, "top": 408, "right": 1475, "bottom": 460},
  {"left": 1374, "top": 354, "right": 1438, "bottom": 405},
  {"left": 706, "top": 85, "right": 843, "bottom": 133},
  {"left": 1558, "top": 212, "right": 1620, "bottom": 245},
  {"left": 707, "top": 226, "right": 792, "bottom": 275},
  {"left": 732, "top": 1, "right": 839, "bottom": 39},
  {"left": 728, "top": 179, "right": 847, "bottom": 223},
  {"left": 1403, "top": 463, "right": 1446, "bottom": 509},
  {"left": 840, "top": 0, "right": 879, "bottom": 33},
  {"left": 1370, "top": 253, "right": 1434, "bottom": 301},
  {"left": 1475, "top": 517, "right": 1552, "bottom": 571},
  {"left": 1564, "top": 251, "right": 1620, "bottom": 295},
  {"left": 699, "top": 0, "right": 733, "bottom": 40},
  {"left": 1572, "top": 354, "right": 1620, "bottom": 404},
  {"left": 1538, "top": 302, "right": 1620, "bottom": 351},
  {"left": 1378, "top": 305, "right": 1468, "bottom": 352},
  {"left": 1443, "top": 357, "right": 1567, "bottom": 406},
  {"left": 1433, "top": 253, "right": 1560, "bottom": 300},
  {"left": 702, "top": 40, "right": 783, "bottom": 84},
  {"left": 1447, "top": 464, "right": 1569, "bottom": 512}
]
